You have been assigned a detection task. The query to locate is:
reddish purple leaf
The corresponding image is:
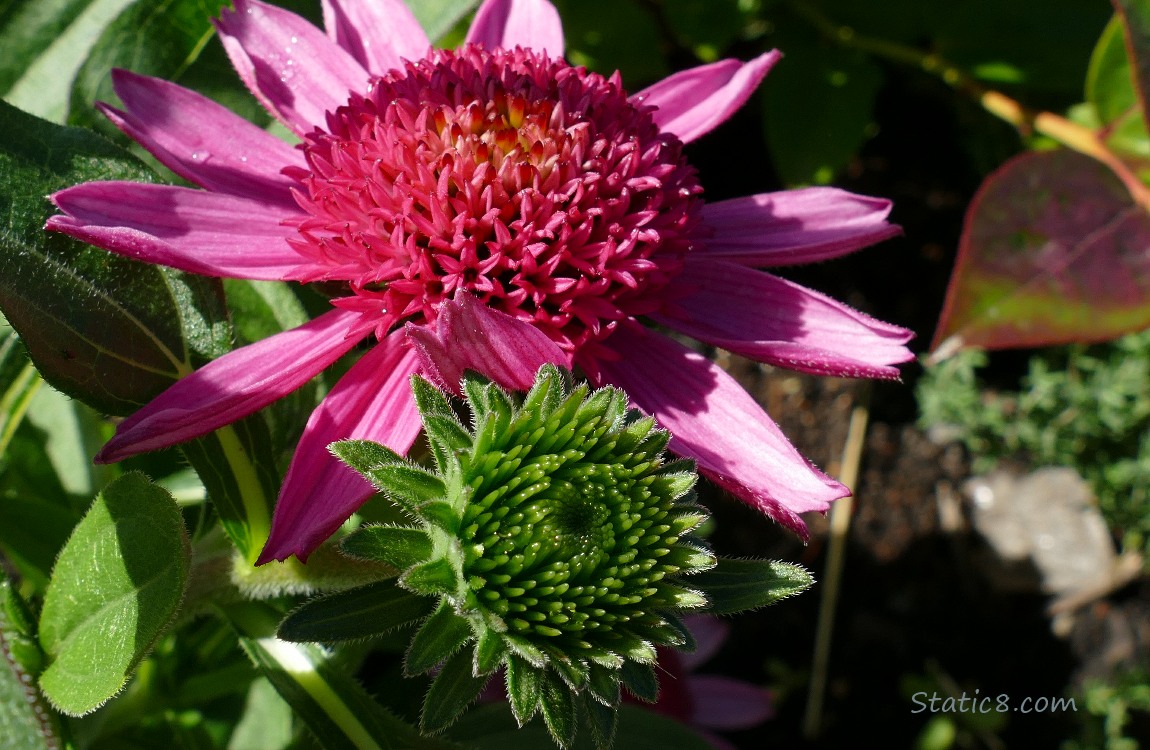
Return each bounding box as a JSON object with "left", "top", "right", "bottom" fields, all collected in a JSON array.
[{"left": 932, "top": 149, "right": 1150, "bottom": 354}]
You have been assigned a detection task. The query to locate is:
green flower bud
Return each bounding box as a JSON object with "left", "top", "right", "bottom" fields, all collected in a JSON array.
[{"left": 333, "top": 364, "right": 716, "bottom": 747}]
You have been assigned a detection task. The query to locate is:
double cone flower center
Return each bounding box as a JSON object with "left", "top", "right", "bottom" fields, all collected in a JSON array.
[{"left": 288, "top": 45, "right": 703, "bottom": 351}]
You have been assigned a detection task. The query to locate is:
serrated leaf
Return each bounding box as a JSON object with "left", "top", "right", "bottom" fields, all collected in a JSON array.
[
  {"left": 1, "top": 576, "right": 68, "bottom": 750},
  {"left": 239, "top": 634, "right": 456, "bottom": 750},
  {"left": 0, "top": 99, "right": 232, "bottom": 415},
  {"left": 422, "top": 648, "right": 488, "bottom": 733},
  {"left": 278, "top": 581, "right": 434, "bottom": 643},
  {"left": 931, "top": 149, "right": 1150, "bottom": 354},
  {"left": 341, "top": 525, "right": 432, "bottom": 569},
  {"left": 690, "top": 558, "right": 813, "bottom": 616},
  {"left": 539, "top": 668, "right": 576, "bottom": 748},
  {"left": 405, "top": 600, "right": 472, "bottom": 675},
  {"left": 38, "top": 472, "right": 190, "bottom": 716}
]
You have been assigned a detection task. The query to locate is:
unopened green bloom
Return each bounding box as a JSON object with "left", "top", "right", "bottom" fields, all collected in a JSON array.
[{"left": 333, "top": 364, "right": 715, "bottom": 747}]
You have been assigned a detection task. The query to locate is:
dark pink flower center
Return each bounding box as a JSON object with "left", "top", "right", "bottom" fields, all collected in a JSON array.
[{"left": 286, "top": 44, "right": 702, "bottom": 352}]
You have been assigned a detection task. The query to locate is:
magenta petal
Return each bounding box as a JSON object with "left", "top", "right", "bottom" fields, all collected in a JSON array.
[
  {"left": 686, "top": 676, "right": 774, "bottom": 730},
  {"left": 632, "top": 51, "right": 780, "bottom": 144},
  {"left": 594, "top": 321, "right": 846, "bottom": 539},
  {"left": 259, "top": 330, "right": 423, "bottom": 563},
  {"left": 406, "top": 293, "right": 570, "bottom": 392},
  {"left": 215, "top": 0, "right": 369, "bottom": 135},
  {"left": 321, "top": 0, "right": 428, "bottom": 74},
  {"left": 698, "top": 188, "right": 902, "bottom": 265},
  {"left": 103, "top": 70, "right": 301, "bottom": 208},
  {"left": 95, "top": 309, "right": 368, "bottom": 463},
  {"left": 654, "top": 259, "right": 914, "bottom": 379},
  {"left": 465, "top": 0, "right": 564, "bottom": 57},
  {"left": 47, "top": 182, "right": 306, "bottom": 280}
]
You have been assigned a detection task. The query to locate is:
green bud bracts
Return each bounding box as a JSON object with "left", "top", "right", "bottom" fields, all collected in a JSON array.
[{"left": 332, "top": 365, "right": 716, "bottom": 747}]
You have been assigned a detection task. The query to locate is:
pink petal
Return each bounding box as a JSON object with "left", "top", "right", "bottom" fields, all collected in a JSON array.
[
  {"left": 95, "top": 309, "right": 369, "bottom": 463},
  {"left": 101, "top": 70, "right": 302, "bottom": 208},
  {"left": 687, "top": 676, "right": 774, "bottom": 730},
  {"left": 698, "top": 188, "right": 902, "bottom": 266},
  {"left": 258, "top": 330, "right": 423, "bottom": 563},
  {"left": 47, "top": 182, "right": 307, "bottom": 281},
  {"left": 215, "top": 0, "right": 369, "bottom": 136},
  {"left": 406, "top": 293, "right": 570, "bottom": 393},
  {"left": 679, "top": 615, "right": 730, "bottom": 672},
  {"left": 631, "top": 51, "right": 780, "bottom": 144},
  {"left": 465, "top": 0, "right": 564, "bottom": 57},
  {"left": 653, "top": 259, "right": 914, "bottom": 379},
  {"left": 321, "top": 0, "right": 428, "bottom": 74},
  {"left": 594, "top": 321, "right": 846, "bottom": 540}
]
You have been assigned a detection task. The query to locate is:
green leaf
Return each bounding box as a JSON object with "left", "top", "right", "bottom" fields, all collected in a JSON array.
[
  {"left": 69, "top": 0, "right": 231, "bottom": 135},
  {"left": 278, "top": 581, "right": 434, "bottom": 643},
  {"left": 552, "top": 0, "right": 667, "bottom": 84},
  {"left": 341, "top": 525, "right": 433, "bottom": 569},
  {"left": 405, "top": 600, "right": 472, "bottom": 675},
  {"left": 405, "top": 0, "right": 481, "bottom": 43},
  {"left": 581, "top": 694, "right": 617, "bottom": 750},
  {"left": 0, "top": 99, "right": 231, "bottom": 416},
  {"left": 38, "top": 472, "right": 190, "bottom": 716},
  {"left": 762, "top": 25, "right": 882, "bottom": 186},
  {"left": 332, "top": 439, "right": 448, "bottom": 513},
  {"left": 239, "top": 634, "right": 455, "bottom": 750},
  {"left": 402, "top": 557, "right": 458, "bottom": 597},
  {"left": 539, "top": 669, "right": 576, "bottom": 748},
  {"left": 421, "top": 648, "right": 488, "bottom": 733},
  {"left": 227, "top": 677, "right": 293, "bottom": 750},
  {"left": 0, "top": 577, "right": 69, "bottom": 750},
  {"left": 690, "top": 558, "right": 813, "bottom": 615},
  {"left": 1087, "top": 14, "right": 1150, "bottom": 157},
  {"left": 505, "top": 653, "right": 541, "bottom": 726},
  {"left": 1, "top": 0, "right": 136, "bottom": 123}
]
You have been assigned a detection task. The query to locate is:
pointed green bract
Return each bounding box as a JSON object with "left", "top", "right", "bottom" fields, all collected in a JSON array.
[
  {"left": 0, "top": 576, "right": 68, "bottom": 750},
  {"left": 421, "top": 648, "right": 490, "bottom": 733},
  {"left": 690, "top": 558, "right": 814, "bottom": 615},
  {"left": 342, "top": 525, "right": 432, "bottom": 569},
  {"left": 405, "top": 602, "right": 472, "bottom": 676},
  {"left": 38, "top": 472, "right": 190, "bottom": 716},
  {"left": 277, "top": 581, "right": 434, "bottom": 643}
]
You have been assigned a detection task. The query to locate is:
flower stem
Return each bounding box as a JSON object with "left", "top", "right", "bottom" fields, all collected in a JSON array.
[
  {"left": 802, "top": 389, "right": 870, "bottom": 740},
  {"left": 787, "top": 0, "right": 1150, "bottom": 209}
]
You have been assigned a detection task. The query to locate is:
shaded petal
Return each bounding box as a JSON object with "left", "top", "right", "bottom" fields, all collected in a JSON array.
[
  {"left": 631, "top": 51, "right": 780, "bottom": 144},
  {"left": 654, "top": 259, "right": 914, "bottom": 379},
  {"left": 594, "top": 321, "right": 846, "bottom": 540},
  {"left": 687, "top": 676, "right": 774, "bottom": 730},
  {"left": 321, "top": 0, "right": 428, "bottom": 74},
  {"left": 406, "top": 292, "right": 570, "bottom": 393},
  {"left": 465, "top": 0, "right": 564, "bottom": 57},
  {"left": 102, "top": 70, "right": 301, "bottom": 208},
  {"left": 698, "top": 188, "right": 901, "bottom": 266},
  {"left": 95, "top": 309, "right": 368, "bottom": 463},
  {"left": 259, "top": 330, "right": 423, "bottom": 563},
  {"left": 215, "top": 0, "right": 369, "bottom": 135},
  {"left": 47, "top": 182, "right": 307, "bottom": 280}
]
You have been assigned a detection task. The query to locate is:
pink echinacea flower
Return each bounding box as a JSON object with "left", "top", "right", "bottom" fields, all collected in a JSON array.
[{"left": 47, "top": 0, "right": 913, "bottom": 563}]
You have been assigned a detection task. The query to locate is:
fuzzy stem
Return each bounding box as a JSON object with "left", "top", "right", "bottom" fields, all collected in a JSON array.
[{"left": 214, "top": 425, "right": 271, "bottom": 564}]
